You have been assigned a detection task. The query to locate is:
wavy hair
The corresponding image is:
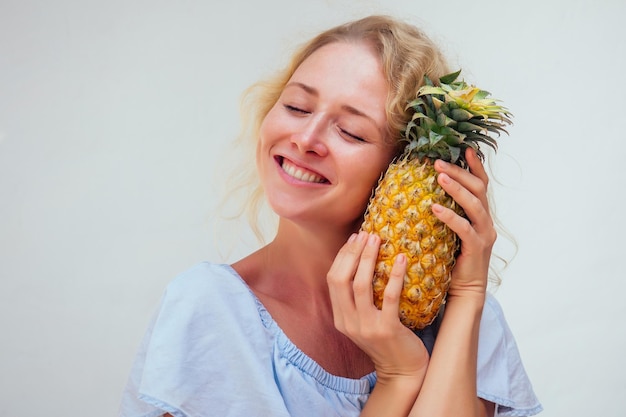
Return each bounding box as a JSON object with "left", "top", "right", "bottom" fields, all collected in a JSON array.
[
  {"left": 217, "top": 16, "right": 513, "bottom": 287},
  {"left": 222, "top": 15, "right": 451, "bottom": 238}
]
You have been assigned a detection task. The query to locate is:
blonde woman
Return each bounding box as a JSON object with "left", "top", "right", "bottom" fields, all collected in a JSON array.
[{"left": 120, "top": 15, "right": 541, "bottom": 417}]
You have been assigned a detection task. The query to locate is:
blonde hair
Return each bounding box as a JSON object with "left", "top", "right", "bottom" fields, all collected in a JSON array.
[
  {"left": 224, "top": 15, "right": 451, "bottom": 242},
  {"left": 217, "top": 15, "right": 513, "bottom": 287}
]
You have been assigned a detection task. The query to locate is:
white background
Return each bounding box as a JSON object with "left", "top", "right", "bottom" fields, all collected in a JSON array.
[{"left": 1, "top": 0, "right": 625, "bottom": 416}]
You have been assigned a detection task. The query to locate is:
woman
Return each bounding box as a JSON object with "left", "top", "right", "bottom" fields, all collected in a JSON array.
[{"left": 119, "top": 15, "right": 542, "bottom": 417}]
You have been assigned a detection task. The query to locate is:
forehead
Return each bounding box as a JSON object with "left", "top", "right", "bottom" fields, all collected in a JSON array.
[
  {"left": 288, "top": 42, "right": 389, "bottom": 115},
  {"left": 292, "top": 41, "right": 384, "bottom": 83}
]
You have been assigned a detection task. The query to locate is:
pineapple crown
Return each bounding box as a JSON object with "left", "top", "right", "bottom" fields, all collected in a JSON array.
[{"left": 403, "top": 69, "right": 512, "bottom": 168}]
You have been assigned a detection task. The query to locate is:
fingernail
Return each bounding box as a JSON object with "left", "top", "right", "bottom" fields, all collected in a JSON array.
[
  {"left": 439, "top": 173, "right": 450, "bottom": 184},
  {"left": 396, "top": 253, "right": 406, "bottom": 264},
  {"left": 436, "top": 160, "right": 449, "bottom": 169},
  {"left": 367, "top": 234, "right": 379, "bottom": 245},
  {"left": 431, "top": 203, "right": 443, "bottom": 214},
  {"left": 348, "top": 233, "right": 357, "bottom": 243}
]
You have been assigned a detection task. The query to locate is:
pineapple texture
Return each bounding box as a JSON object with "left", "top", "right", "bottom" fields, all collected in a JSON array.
[
  {"left": 362, "top": 158, "right": 463, "bottom": 329},
  {"left": 361, "top": 70, "right": 511, "bottom": 330}
]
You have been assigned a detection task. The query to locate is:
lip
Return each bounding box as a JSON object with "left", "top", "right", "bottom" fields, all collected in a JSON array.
[{"left": 275, "top": 156, "right": 330, "bottom": 184}]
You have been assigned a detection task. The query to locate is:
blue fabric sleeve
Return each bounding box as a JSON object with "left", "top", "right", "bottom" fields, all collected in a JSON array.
[
  {"left": 477, "top": 294, "right": 543, "bottom": 416},
  {"left": 119, "top": 263, "right": 542, "bottom": 417},
  {"left": 118, "top": 263, "right": 292, "bottom": 417}
]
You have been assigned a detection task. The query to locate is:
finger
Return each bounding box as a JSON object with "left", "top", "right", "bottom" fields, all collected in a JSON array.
[
  {"left": 435, "top": 154, "right": 489, "bottom": 210},
  {"left": 431, "top": 201, "right": 477, "bottom": 245},
  {"left": 327, "top": 231, "right": 368, "bottom": 318},
  {"left": 381, "top": 253, "right": 406, "bottom": 323},
  {"left": 465, "top": 148, "right": 489, "bottom": 187},
  {"left": 464, "top": 149, "right": 491, "bottom": 210},
  {"left": 352, "top": 233, "right": 380, "bottom": 313},
  {"left": 436, "top": 171, "right": 492, "bottom": 232}
]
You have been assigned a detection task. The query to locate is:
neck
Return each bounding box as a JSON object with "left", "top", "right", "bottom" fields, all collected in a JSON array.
[
  {"left": 272, "top": 218, "right": 354, "bottom": 284},
  {"left": 235, "top": 217, "right": 360, "bottom": 310}
]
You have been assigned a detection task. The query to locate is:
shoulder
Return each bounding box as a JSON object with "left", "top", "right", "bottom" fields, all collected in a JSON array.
[
  {"left": 144, "top": 261, "right": 269, "bottom": 342},
  {"left": 119, "top": 262, "right": 287, "bottom": 416},
  {"left": 145, "top": 261, "right": 275, "bottom": 368},
  {"left": 161, "top": 262, "right": 254, "bottom": 308},
  {"left": 478, "top": 293, "right": 511, "bottom": 346},
  {"left": 478, "top": 293, "right": 533, "bottom": 367},
  {"left": 167, "top": 261, "right": 241, "bottom": 292},
  {"left": 477, "top": 293, "right": 543, "bottom": 416}
]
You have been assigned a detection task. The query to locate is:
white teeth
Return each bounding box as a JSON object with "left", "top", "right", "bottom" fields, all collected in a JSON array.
[{"left": 281, "top": 159, "right": 325, "bottom": 183}]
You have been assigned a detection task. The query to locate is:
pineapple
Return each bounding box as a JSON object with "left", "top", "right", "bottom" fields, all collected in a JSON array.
[{"left": 361, "top": 70, "right": 512, "bottom": 330}]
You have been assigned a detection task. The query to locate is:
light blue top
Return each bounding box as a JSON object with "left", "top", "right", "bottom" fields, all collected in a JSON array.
[{"left": 119, "top": 262, "right": 542, "bottom": 417}]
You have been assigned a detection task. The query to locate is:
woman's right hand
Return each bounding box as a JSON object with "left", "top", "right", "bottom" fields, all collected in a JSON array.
[{"left": 327, "top": 231, "right": 429, "bottom": 388}]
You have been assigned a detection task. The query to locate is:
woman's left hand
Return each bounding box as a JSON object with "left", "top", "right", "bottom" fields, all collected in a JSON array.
[
  {"left": 327, "top": 231, "right": 429, "bottom": 385},
  {"left": 432, "top": 148, "right": 497, "bottom": 301}
]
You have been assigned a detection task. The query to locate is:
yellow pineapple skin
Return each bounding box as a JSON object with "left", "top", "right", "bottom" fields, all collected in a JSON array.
[{"left": 361, "top": 157, "right": 464, "bottom": 330}]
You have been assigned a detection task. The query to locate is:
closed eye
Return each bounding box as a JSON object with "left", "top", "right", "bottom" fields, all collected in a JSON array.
[
  {"left": 340, "top": 128, "right": 366, "bottom": 142},
  {"left": 284, "top": 104, "right": 309, "bottom": 114}
]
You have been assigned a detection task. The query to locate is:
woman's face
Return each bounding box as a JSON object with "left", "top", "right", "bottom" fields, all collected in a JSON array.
[{"left": 257, "top": 41, "right": 397, "bottom": 231}]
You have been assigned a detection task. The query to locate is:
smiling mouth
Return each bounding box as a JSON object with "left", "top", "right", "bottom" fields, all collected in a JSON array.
[{"left": 279, "top": 157, "right": 328, "bottom": 184}]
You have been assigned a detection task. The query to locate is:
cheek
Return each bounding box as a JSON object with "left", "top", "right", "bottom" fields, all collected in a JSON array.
[
  {"left": 353, "top": 154, "right": 393, "bottom": 200},
  {"left": 255, "top": 129, "right": 271, "bottom": 188},
  {"left": 259, "top": 103, "right": 282, "bottom": 134},
  {"left": 256, "top": 112, "right": 276, "bottom": 162},
  {"left": 344, "top": 162, "right": 385, "bottom": 206},
  {"left": 366, "top": 151, "right": 395, "bottom": 181}
]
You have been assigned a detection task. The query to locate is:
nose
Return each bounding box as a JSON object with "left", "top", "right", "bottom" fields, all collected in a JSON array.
[{"left": 291, "top": 114, "right": 329, "bottom": 157}]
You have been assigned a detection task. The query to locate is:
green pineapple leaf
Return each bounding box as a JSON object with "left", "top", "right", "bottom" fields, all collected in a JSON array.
[
  {"left": 439, "top": 69, "right": 462, "bottom": 85},
  {"left": 404, "top": 69, "right": 512, "bottom": 165}
]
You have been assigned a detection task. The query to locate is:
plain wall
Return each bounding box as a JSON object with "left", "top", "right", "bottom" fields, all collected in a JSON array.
[{"left": 1, "top": 0, "right": 625, "bottom": 415}]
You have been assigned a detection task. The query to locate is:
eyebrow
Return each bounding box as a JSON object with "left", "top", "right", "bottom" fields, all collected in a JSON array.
[{"left": 284, "top": 81, "right": 379, "bottom": 126}]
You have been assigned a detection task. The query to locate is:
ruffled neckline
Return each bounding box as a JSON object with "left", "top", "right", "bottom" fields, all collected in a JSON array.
[{"left": 220, "top": 263, "right": 377, "bottom": 394}]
